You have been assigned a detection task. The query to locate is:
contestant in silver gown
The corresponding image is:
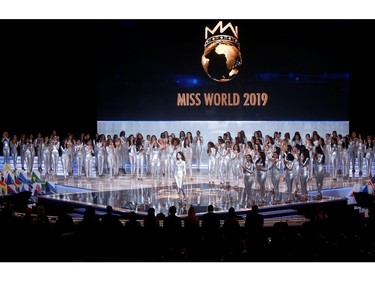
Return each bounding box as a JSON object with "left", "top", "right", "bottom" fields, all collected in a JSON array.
[
  {"left": 341, "top": 136, "right": 350, "bottom": 178},
  {"left": 216, "top": 138, "right": 225, "bottom": 184},
  {"left": 313, "top": 146, "right": 325, "bottom": 200},
  {"left": 84, "top": 139, "right": 94, "bottom": 178},
  {"left": 128, "top": 135, "right": 137, "bottom": 177},
  {"left": 182, "top": 138, "right": 193, "bottom": 181},
  {"left": 193, "top": 130, "right": 203, "bottom": 171},
  {"left": 284, "top": 152, "right": 294, "bottom": 203},
  {"left": 330, "top": 137, "right": 338, "bottom": 180},
  {"left": 349, "top": 132, "right": 358, "bottom": 175},
  {"left": 304, "top": 136, "right": 314, "bottom": 181},
  {"left": 25, "top": 139, "right": 35, "bottom": 175},
  {"left": 119, "top": 131, "right": 128, "bottom": 173},
  {"left": 96, "top": 135, "right": 106, "bottom": 177},
  {"left": 300, "top": 148, "right": 310, "bottom": 201},
  {"left": 19, "top": 135, "right": 27, "bottom": 169},
  {"left": 42, "top": 136, "right": 51, "bottom": 175},
  {"left": 67, "top": 134, "right": 75, "bottom": 175},
  {"left": 270, "top": 149, "right": 282, "bottom": 204},
  {"left": 2, "top": 131, "right": 10, "bottom": 165},
  {"left": 231, "top": 143, "right": 242, "bottom": 187},
  {"left": 144, "top": 135, "right": 151, "bottom": 176},
  {"left": 159, "top": 138, "right": 169, "bottom": 180},
  {"left": 242, "top": 154, "right": 255, "bottom": 207},
  {"left": 324, "top": 134, "right": 331, "bottom": 175},
  {"left": 256, "top": 151, "right": 268, "bottom": 206},
  {"left": 169, "top": 138, "right": 180, "bottom": 181},
  {"left": 10, "top": 134, "right": 18, "bottom": 170},
  {"left": 150, "top": 135, "right": 161, "bottom": 183},
  {"left": 207, "top": 141, "right": 217, "bottom": 184},
  {"left": 75, "top": 139, "right": 85, "bottom": 177},
  {"left": 337, "top": 135, "right": 343, "bottom": 175},
  {"left": 136, "top": 142, "right": 145, "bottom": 180},
  {"left": 34, "top": 133, "right": 44, "bottom": 173},
  {"left": 60, "top": 139, "right": 69, "bottom": 178},
  {"left": 292, "top": 145, "right": 301, "bottom": 199},
  {"left": 51, "top": 136, "right": 60, "bottom": 176},
  {"left": 174, "top": 151, "right": 187, "bottom": 200},
  {"left": 114, "top": 136, "right": 122, "bottom": 177},
  {"left": 365, "top": 136, "right": 374, "bottom": 178},
  {"left": 221, "top": 140, "right": 232, "bottom": 186},
  {"left": 357, "top": 135, "right": 365, "bottom": 176},
  {"left": 106, "top": 139, "right": 116, "bottom": 179}
]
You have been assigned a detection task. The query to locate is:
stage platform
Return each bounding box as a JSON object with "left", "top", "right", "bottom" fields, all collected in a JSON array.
[
  {"left": 1, "top": 155, "right": 370, "bottom": 220},
  {"left": 36, "top": 167, "right": 369, "bottom": 221}
]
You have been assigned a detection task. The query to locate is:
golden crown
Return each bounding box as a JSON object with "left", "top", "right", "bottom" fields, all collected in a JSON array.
[{"left": 204, "top": 21, "right": 240, "bottom": 49}]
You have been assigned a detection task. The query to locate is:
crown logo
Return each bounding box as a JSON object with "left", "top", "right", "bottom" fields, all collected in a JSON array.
[
  {"left": 204, "top": 21, "right": 240, "bottom": 49},
  {"left": 201, "top": 20, "right": 242, "bottom": 82}
]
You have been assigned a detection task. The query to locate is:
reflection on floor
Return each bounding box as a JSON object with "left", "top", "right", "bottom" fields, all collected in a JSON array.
[{"left": 40, "top": 167, "right": 369, "bottom": 217}]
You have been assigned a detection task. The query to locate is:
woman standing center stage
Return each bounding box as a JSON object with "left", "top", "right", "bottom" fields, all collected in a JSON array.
[{"left": 175, "top": 151, "right": 187, "bottom": 201}]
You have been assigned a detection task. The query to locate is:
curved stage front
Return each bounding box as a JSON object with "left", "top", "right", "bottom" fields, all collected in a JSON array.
[{"left": 37, "top": 169, "right": 366, "bottom": 221}]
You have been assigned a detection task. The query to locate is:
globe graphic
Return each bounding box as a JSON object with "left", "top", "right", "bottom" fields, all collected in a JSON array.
[{"left": 201, "top": 41, "right": 242, "bottom": 82}]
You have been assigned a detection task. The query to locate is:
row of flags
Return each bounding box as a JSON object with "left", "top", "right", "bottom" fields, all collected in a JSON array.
[{"left": 0, "top": 164, "right": 57, "bottom": 196}]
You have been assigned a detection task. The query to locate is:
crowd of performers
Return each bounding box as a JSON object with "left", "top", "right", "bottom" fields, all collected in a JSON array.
[
  {"left": 0, "top": 130, "right": 204, "bottom": 181},
  {"left": 1, "top": 129, "right": 374, "bottom": 206}
]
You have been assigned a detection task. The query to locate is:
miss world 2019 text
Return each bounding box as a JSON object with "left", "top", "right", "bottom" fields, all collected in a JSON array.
[{"left": 176, "top": 92, "right": 269, "bottom": 107}]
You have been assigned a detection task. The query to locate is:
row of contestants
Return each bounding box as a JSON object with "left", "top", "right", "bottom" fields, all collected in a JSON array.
[
  {"left": 205, "top": 133, "right": 327, "bottom": 206},
  {"left": 1, "top": 131, "right": 103, "bottom": 178},
  {"left": 0, "top": 132, "right": 97, "bottom": 178},
  {"left": 0, "top": 130, "right": 205, "bottom": 181},
  {"left": 3, "top": 129, "right": 374, "bottom": 182},
  {"left": 96, "top": 131, "right": 203, "bottom": 181},
  {"left": 273, "top": 130, "right": 375, "bottom": 180},
  {"left": 323, "top": 131, "right": 375, "bottom": 178},
  {"left": 95, "top": 130, "right": 204, "bottom": 179}
]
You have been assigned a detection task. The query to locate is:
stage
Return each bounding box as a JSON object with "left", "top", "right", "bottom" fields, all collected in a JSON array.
[{"left": 36, "top": 166, "right": 368, "bottom": 220}]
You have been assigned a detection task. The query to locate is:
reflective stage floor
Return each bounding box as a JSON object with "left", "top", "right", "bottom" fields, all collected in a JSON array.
[{"left": 38, "top": 167, "right": 369, "bottom": 218}]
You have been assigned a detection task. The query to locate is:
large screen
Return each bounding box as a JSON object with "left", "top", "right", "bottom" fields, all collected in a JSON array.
[
  {"left": 96, "top": 20, "right": 350, "bottom": 122},
  {"left": 0, "top": 19, "right": 354, "bottom": 140}
]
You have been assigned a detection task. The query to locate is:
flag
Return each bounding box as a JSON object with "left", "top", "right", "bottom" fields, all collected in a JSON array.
[
  {"left": 0, "top": 181, "right": 6, "bottom": 195},
  {"left": 3, "top": 163, "right": 12, "bottom": 172},
  {"left": 6, "top": 173, "right": 15, "bottom": 185},
  {"left": 17, "top": 170, "right": 33, "bottom": 192},
  {"left": 367, "top": 177, "right": 375, "bottom": 195},
  {"left": 6, "top": 184, "right": 17, "bottom": 195},
  {"left": 19, "top": 183, "right": 27, "bottom": 193},
  {"left": 41, "top": 182, "right": 47, "bottom": 193},
  {"left": 17, "top": 170, "right": 31, "bottom": 185},
  {"left": 22, "top": 182, "right": 32, "bottom": 192},
  {"left": 346, "top": 183, "right": 361, "bottom": 205},
  {"left": 3, "top": 165, "right": 13, "bottom": 190},
  {"left": 14, "top": 178, "right": 21, "bottom": 190},
  {"left": 31, "top": 171, "right": 42, "bottom": 183},
  {"left": 32, "top": 182, "right": 45, "bottom": 196},
  {"left": 46, "top": 181, "right": 57, "bottom": 194}
]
